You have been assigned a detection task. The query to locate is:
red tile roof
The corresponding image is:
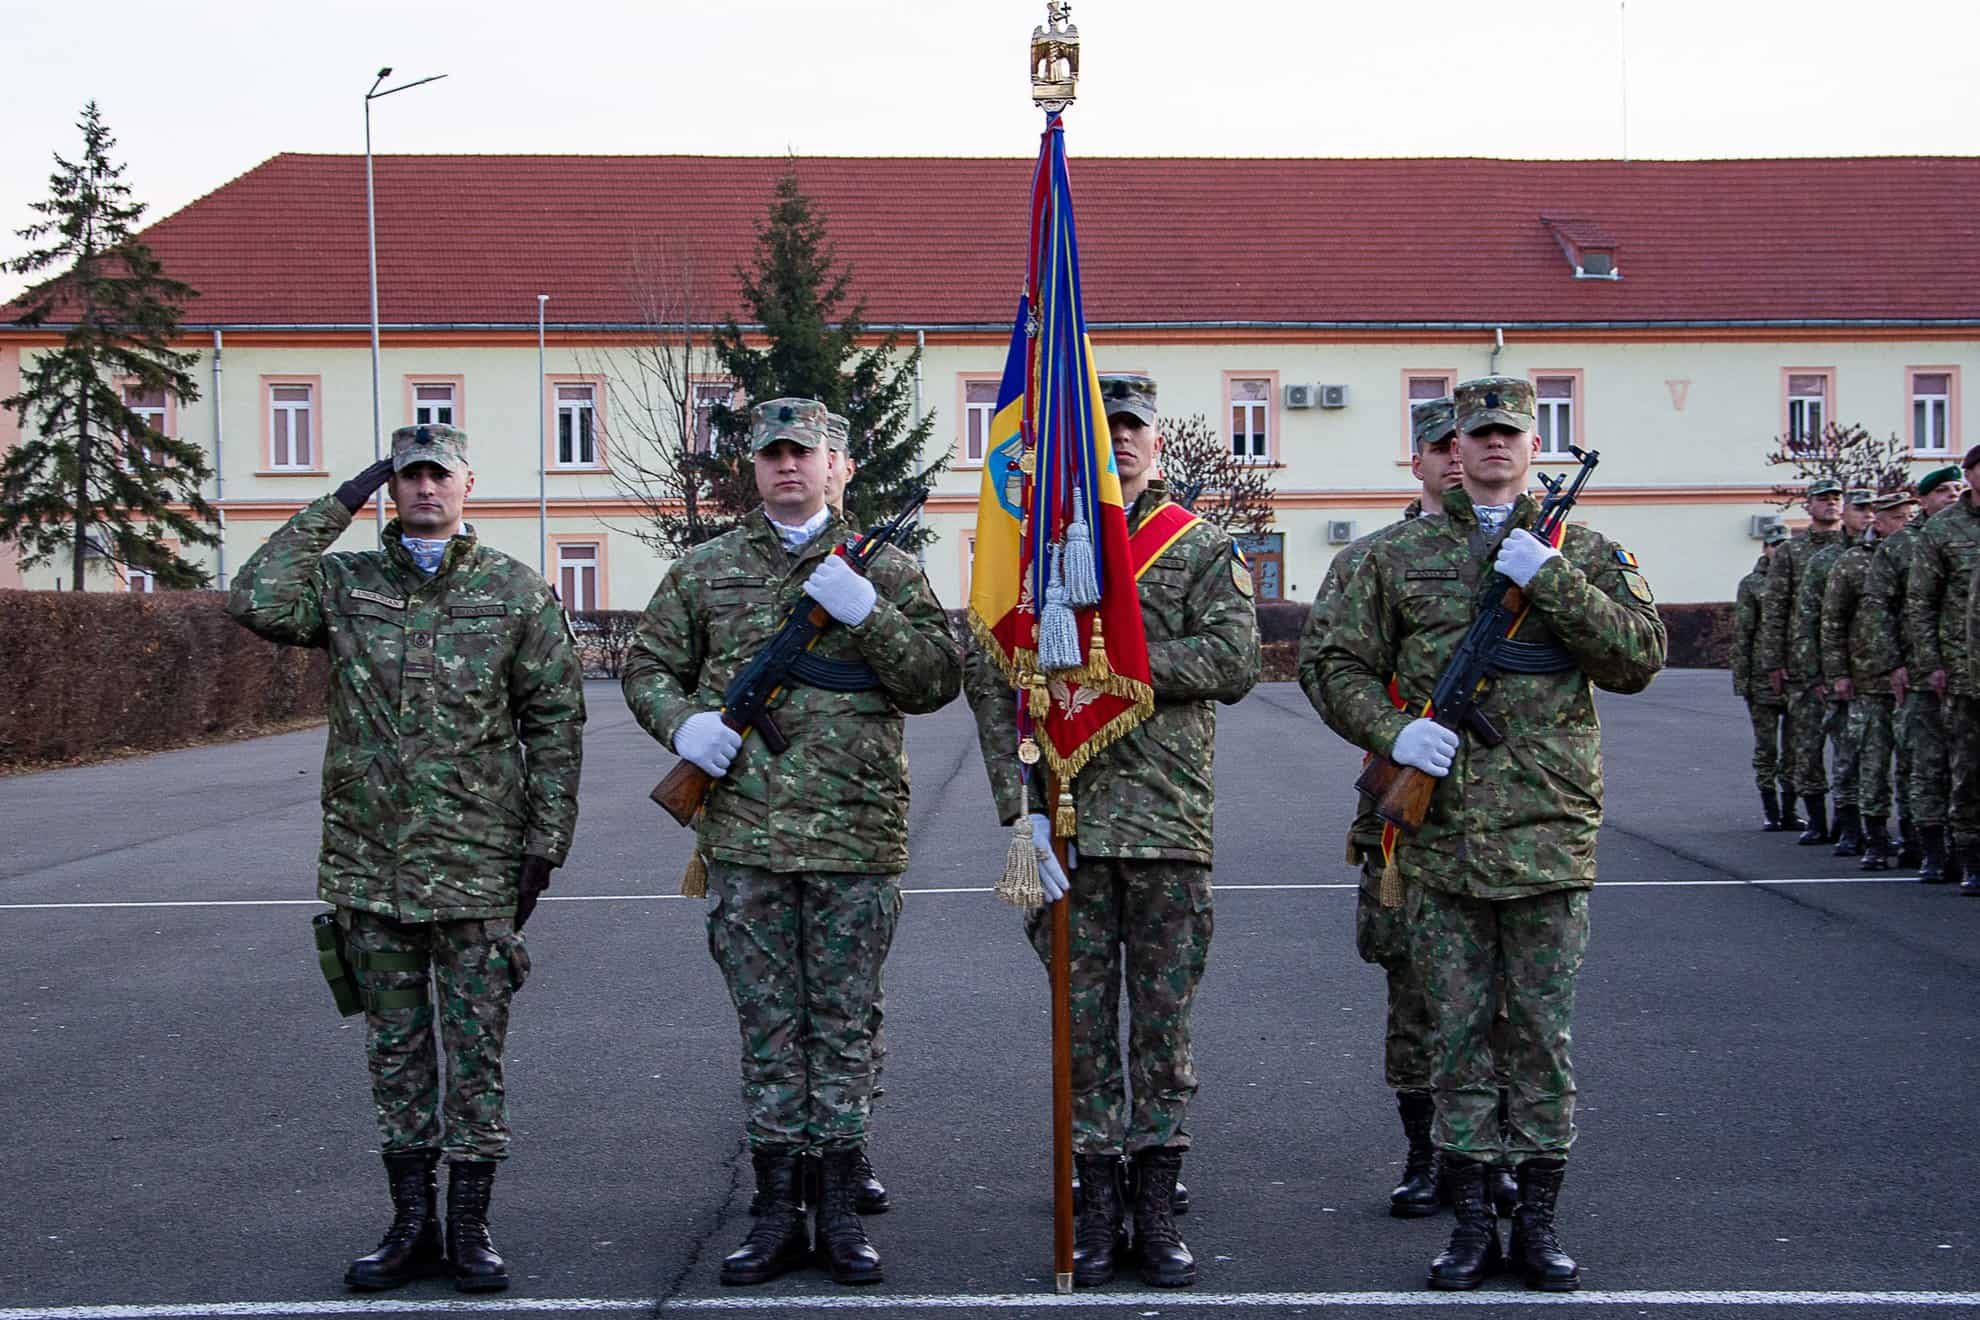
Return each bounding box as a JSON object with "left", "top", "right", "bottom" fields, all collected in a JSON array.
[{"left": 20, "top": 153, "right": 1980, "bottom": 329}]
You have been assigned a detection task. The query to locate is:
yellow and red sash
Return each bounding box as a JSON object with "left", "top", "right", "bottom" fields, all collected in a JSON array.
[{"left": 1128, "top": 501, "right": 1200, "bottom": 581}]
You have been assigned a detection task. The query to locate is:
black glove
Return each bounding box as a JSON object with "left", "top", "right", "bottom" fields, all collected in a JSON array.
[
  {"left": 515, "top": 854, "right": 555, "bottom": 930},
  {"left": 334, "top": 457, "right": 396, "bottom": 514}
]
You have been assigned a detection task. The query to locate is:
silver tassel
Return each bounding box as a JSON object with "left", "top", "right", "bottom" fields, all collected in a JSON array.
[
  {"left": 1037, "top": 542, "right": 1082, "bottom": 672},
  {"left": 1062, "top": 489, "right": 1100, "bottom": 607}
]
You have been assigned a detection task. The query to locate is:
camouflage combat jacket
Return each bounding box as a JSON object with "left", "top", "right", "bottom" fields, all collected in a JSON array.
[
  {"left": 1906, "top": 496, "right": 1980, "bottom": 698},
  {"left": 227, "top": 495, "right": 586, "bottom": 922},
  {"left": 963, "top": 482, "right": 1262, "bottom": 865},
  {"left": 1820, "top": 541, "right": 1889, "bottom": 686},
  {"left": 1861, "top": 522, "right": 1922, "bottom": 677},
  {"left": 1788, "top": 534, "right": 1852, "bottom": 685},
  {"left": 1314, "top": 488, "right": 1667, "bottom": 899},
  {"left": 1732, "top": 557, "right": 1778, "bottom": 705},
  {"left": 1759, "top": 528, "right": 1845, "bottom": 680},
  {"left": 621, "top": 507, "right": 961, "bottom": 874},
  {"left": 1297, "top": 500, "right": 1425, "bottom": 854}
]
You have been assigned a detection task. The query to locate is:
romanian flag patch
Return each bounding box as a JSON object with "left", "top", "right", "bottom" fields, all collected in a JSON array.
[{"left": 1614, "top": 547, "right": 1640, "bottom": 569}]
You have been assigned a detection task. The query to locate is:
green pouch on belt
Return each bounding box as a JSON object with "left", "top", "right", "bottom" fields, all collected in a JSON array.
[{"left": 311, "top": 911, "right": 362, "bottom": 1017}]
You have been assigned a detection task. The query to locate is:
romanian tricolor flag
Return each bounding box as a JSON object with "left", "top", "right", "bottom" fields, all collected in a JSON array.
[{"left": 968, "top": 112, "right": 1153, "bottom": 783}]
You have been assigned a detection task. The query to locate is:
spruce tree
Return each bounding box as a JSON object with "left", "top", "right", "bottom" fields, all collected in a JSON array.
[
  {"left": 705, "top": 159, "right": 946, "bottom": 541},
  {"left": 3, "top": 102, "right": 215, "bottom": 590}
]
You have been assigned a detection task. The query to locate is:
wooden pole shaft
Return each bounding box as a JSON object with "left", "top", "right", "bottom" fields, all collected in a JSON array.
[{"left": 1048, "top": 774, "right": 1075, "bottom": 1293}]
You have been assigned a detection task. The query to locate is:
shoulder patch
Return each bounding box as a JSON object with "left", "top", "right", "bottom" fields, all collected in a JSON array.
[
  {"left": 1230, "top": 547, "right": 1255, "bottom": 599},
  {"left": 349, "top": 588, "right": 405, "bottom": 610},
  {"left": 1614, "top": 547, "right": 1640, "bottom": 569},
  {"left": 1405, "top": 568, "right": 1461, "bottom": 581},
  {"left": 1620, "top": 569, "right": 1655, "bottom": 605}
]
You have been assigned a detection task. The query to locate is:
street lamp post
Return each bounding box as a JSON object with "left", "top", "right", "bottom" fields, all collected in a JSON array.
[{"left": 365, "top": 66, "right": 447, "bottom": 538}]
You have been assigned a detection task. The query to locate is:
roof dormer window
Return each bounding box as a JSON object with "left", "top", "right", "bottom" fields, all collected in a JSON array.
[{"left": 1542, "top": 215, "right": 1623, "bottom": 281}]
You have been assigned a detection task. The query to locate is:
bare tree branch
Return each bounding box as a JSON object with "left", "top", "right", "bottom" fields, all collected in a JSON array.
[{"left": 1157, "top": 413, "right": 1278, "bottom": 534}]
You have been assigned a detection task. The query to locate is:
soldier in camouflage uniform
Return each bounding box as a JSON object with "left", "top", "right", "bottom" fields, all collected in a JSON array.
[
  {"left": 1814, "top": 491, "right": 1878, "bottom": 855},
  {"left": 1905, "top": 446, "right": 1980, "bottom": 893},
  {"left": 1760, "top": 479, "right": 1848, "bottom": 844},
  {"left": 1298, "top": 396, "right": 1518, "bottom": 1219},
  {"left": 1824, "top": 494, "right": 1915, "bottom": 868},
  {"left": 963, "top": 373, "right": 1260, "bottom": 1289},
  {"left": 1734, "top": 524, "right": 1797, "bottom": 830},
  {"left": 1884, "top": 466, "right": 1968, "bottom": 880},
  {"left": 1316, "top": 376, "right": 1666, "bottom": 1293},
  {"left": 622, "top": 398, "right": 960, "bottom": 1287},
  {"left": 227, "top": 424, "right": 585, "bottom": 1294}
]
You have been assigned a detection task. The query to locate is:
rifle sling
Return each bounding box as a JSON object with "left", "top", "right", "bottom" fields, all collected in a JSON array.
[
  {"left": 1488, "top": 638, "right": 1579, "bottom": 675},
  {"left": 786, "top": 651, "right": 882, "bottom": 692}
]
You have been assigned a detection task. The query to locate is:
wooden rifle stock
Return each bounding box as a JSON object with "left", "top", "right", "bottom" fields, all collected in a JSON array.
[
  {"left": 650, "top": 757, "right": 712, "bottom": 827},
  {"left": 1353, "top": 751, "right": 1440, "bottom": 834}
]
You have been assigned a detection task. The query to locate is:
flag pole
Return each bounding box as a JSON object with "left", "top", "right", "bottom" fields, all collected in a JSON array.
[{"left": 1048, "top": 773, "right": 1075, "bottom": 1293}]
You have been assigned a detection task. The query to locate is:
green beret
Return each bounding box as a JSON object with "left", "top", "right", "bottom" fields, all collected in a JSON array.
[{"left": 1917, "top": 466, "right": 1961, "bottom": 496}]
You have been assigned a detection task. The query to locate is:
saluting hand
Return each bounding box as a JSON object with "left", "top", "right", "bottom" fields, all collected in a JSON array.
[
  {"left": 334, "top": 457, "right": 396, "bottom": 514},
  {"left": 803, "top": 553, "right": 878, "bottom": 627}
]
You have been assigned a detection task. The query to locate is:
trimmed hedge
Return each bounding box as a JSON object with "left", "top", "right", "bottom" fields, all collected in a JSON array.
[
  {"left": 1658, "top": 602, "right": 1733, "bottom": 670},
  {"left": 0, "top": 589, "right": 329, "bottom": 770},
  {"left": 569, "top": 610, "right": 643, "bottom": 679}
]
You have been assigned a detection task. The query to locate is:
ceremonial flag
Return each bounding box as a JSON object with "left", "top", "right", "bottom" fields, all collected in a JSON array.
[{"left": 968, "top": 112, "right": 1152, "bottom": 783}]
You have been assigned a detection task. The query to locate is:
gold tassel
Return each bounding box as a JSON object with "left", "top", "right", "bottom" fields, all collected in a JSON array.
[
  {"left": 1027, "top": 675, "right": 1051, "bottom": 721},
  {"left": 994, "top": 784, "right": 1044, "bottom": 910},
  {"left": 1378, "top": 854, "right": 1403, "bottom": 909},
  {"left": 1087, "top": 615, "right": 1110, "bottom": 676},
  {"left": 1054, "top": 787, "right": 1077, "bottom": 839},
  {"left": 680, "top": 849, "right": 708, "bottom": 899}
]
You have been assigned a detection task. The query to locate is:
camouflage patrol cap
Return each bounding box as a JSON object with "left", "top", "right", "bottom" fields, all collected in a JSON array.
[
  {"left": 1845, "top": 488, "right": 1876, "bottom": 507},
  {"left": 1454, "top": 375, "right": 1536, "bottom": 435},
  {"left": 749, "top": 397, "right": 830, "bottom": 453},
  {"left": 1870, "top": 491, "right": 1918, "bottom": 511},
  {"left": 1918, "top": 465, "right": 1962, "bottom": 496},
  {"left": 1805, "top": 478, "right": 1843, "bottom": 498},
  {"left": 1762, "top": 522, "right": 1791, "bottom": 546},
  {"left": 824, "top": 411, "right": 851, "bottom": 453},
  {"left": 1410, "top": 396, "right": 1457, "bottom": 452},
  {"left": 1098, "top": 374, "right": 1158, "bottom": 427},
  {"left": 391, "top": 423, "right": 468, "bottom": 473}
]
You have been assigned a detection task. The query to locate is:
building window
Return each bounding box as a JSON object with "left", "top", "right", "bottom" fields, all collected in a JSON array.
[
  {"left": 1911, "top": 370, "right": 1955, "bottom": 456},
  {"left": 412, "top": 382, "right": 456, "bottom": 426},
  {"left": 690, "top": 380, "right": 734, "bottom": 455},
  {"left": 963, "top": 378, "right": 1000, "bottom": 466},
  {"left": 268, "top": 383, "right": 316, "bottom": 469},
  {"left": 1534, "top": 374, "right": 1577, "bottom": 456},
  {"left": 122, "top": 382, "right": 169, "bottom": 466},
  {"left": 125, "top": 565, "right": 155, "bottom": 594},
  {"left": 556, "top": 541, "right": 601, "bottom": 612},
  {"left": 1405, "top": 371, "right": 1456, "bottom": 447},
  {"left": 555, "top": 383, "right": 599, "bottom": 467},
  {"left": 1229, "top": 376, "right": 1271, "bottom": 462},
  {"left": 1786, "top": 372, "right": 1830, "bottom": 449}
]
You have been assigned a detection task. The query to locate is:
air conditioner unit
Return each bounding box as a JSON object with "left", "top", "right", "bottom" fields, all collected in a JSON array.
[
  {"left": 1749, "top": 514, "right": 1785, "bottom": 540},
  {"left": 1283, "top": 383, "right": 1316, "bottom": 409},
  {"left": 1326, "top": 519, "right": 1357, "bottom": 545},
  {"left": 1317, "top": 384, "right": 1349, "bottom": 409}
]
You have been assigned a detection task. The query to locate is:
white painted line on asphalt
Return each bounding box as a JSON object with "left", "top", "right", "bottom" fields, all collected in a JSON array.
[
  {"left": 10, "top": 1289, "right": 1980, "bottom": 1317},
  {"left": 0, "top": 874, "right": 1924, "bottom": 913}
]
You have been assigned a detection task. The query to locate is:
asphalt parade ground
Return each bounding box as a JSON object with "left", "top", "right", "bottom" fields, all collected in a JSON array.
[{"left": 4, "top": 670, "right": 1979, "bottom": 1320}]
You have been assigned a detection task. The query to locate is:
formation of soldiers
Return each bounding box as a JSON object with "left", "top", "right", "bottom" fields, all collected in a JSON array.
[
  {"left": 1734, "top": 455, "right": 1980, "bottom": 892},
  {"left": 226, "top": 372, "right": 1666, "bottom": 1299}
]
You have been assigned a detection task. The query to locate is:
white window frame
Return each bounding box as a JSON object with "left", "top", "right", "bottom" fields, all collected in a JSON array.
[
  {"left": 269, "top": 383, "right": 316, "bottom": 470},
  {"left": 412, "top": 382, "right": 457, "bottom": 427},
  {"left": 1785, "top": 372, "right": 1830, "bottom": 451},
  {"left": 690, "top": 380, "right": 734, "bottom": 456},
  {"left": 556, "top": 541, "right": 601, "bottom": 612},
  {"left": 963, "top": 379, "right": 1000, "bottom": 466},
  {"left": 1912, "top": 372, "right": 1953, "bottom": 456},
  {"left": 1534, "top": 375, "right": 1577, "bottom": 457},
  {"left": 1229, "top": 377, "right": 1271, "bottom": 464},
  {"left": 555, "top": 383, "right": 599, "bottom": 468},
  {"left": 125, "top": 565, "right": 156, "bottom": 594},
  {"left": 122, "top": 382, "right": 169, "bottom": 466}
]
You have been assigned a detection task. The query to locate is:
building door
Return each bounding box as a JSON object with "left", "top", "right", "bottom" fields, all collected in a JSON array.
[
  {"left": 557, "top": 542, "right": 600, "bottom": 612},
  {"left": 1231, "top": 532, "right": 1284, "bottom": 601}
]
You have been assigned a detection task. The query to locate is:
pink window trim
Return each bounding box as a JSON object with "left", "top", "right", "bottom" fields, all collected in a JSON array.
[
  {"left": 1780, "top": 367, "right": 1836, "bottom": 448},
  {"left": 548, "top": 533, "right": 609, "bottom": 611},
  {"left": 1526, "top": 368, "right": 1586, "bottom": 461},
  {"left": 955, "top": 372, "right": 1001, "bottom": 469},
  {"left": 259, "top": 375, "right": 327, "bottom": 474},
  {"left": 544, "top": 374, "right": 610, "bottom": 472},
  {"left": 1222, "top": 369, "right": 1280, "bottom": 466},
  {"left": 1905, "top": 365, "right": 1961, "bottom": 457},
  {"left": 401, "top": 373, "right": 466, "bottom": 430},
  {"left": 1399, "top": 368, "right": 1457, "bottom": 460}
]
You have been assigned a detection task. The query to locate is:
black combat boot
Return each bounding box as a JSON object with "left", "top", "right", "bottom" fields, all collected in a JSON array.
[
  {"left": 1796, "top": 796, "right": 1829, "bottom": 845},
  {"left": 1831, "top": 805, "right": 1864, "bottom": 857},
  {"left": 814, "top": 1147, "right": 883, "bottom": 1285},
  {"left": 722, "top": 1146, "right": 811, "bottom": 1286},
  {"left": 1390, "top": 1090, "right": 1441, "bottom": 1218},
  {"left": 848, "top": 1146, "right": 889, "bottom": 1214},
  {"left": 445, "top": 1161, "right": 508, "bottom": 1293},
  {"left": 1426, "top": 1155, "right": 1502, "bottom": 1289},
  {"left": 1072, "top": 1153, "right": 1129, "bottom": 1286},
  {"left": 345, "top": 1149, "right": 443, "bottom": 1290},
  {"left": 1133, "top": 1147, "right": 1196, "bottom": 1287},
  {"left": 1960, "top": 840, "right": 1980, "bottom": 895},
  {"left": 1898, "top": 815, "right": 1922, "bottom": 868},
  {"left": 1507, "top": 1158, "right": 1580, "bottom": 1291},
  {"left": 1778, "top": 791, "right": 1804, "bottom": 831},
  {"left": 1759, "top": 787, "right": 1784, "bottom": 831},
  {"left": 1488, "top": 1164, "right": 1520, "bottom": 1219},
  {"left": 1119, "top": 1154, "right": 1191, "bottom": 1215},
  {"left": 1858, "top": 817, "right": 1891, "bottom": 871},
  {"left": 1919, "top": 825, "right": 1951, "bottom": 883}
]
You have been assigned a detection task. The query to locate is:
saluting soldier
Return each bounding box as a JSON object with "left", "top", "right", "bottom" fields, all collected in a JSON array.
[
  {"left": 621, "top": 398, "right": 960, "bottom": 1287},
  {"left": 228, "top": 424, "right": 585, "bottom": 1294},
  {"left": 1905, "top": 445, "right": 1980, "bottom": 892},
  {"left": 1823, "top": 493, "right": 1914, "bottom": 868},
  {"left": 1316, "top": 376, "right": 1666, "bottom": 1293},
  {"left": 963, "top": 373, "right": 1261, "bottom": 1289},
  {"left": 1759, "top": 479, "right": 1847, "bottom": 843},
  {"left": 1734, "top": 523, "right": 1798, "bottom": 830},
  {"left": 1813, "top": 491, "right": 1878, "bottom": 856},
  {"left": 1298, "top": 396, "right": 1513, "bottom": 1220}
]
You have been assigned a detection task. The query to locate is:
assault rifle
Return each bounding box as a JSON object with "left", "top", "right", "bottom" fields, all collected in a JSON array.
[
  {"left": 650, "top": 487, "right": 929, "bottom": 827},
  {"left": 1354, "top": 445, "right": 1601, "bottom": 834}
]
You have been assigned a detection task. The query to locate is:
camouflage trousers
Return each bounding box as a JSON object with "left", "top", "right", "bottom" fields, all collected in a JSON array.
[
  {"left": 1785, "top": 686, "right": 1831, "bottom": 797},
  {"left": 1746, "top": 698, "right": 1790, "bottom": 795},
  {"left": 1906, "top": 691, "right": 1951, "bottom": 828},
  {"left": 1026, "top": 858, "right": 1213, "bottom": 1154},
  {"left": 1411, "top": 885, "right": 1590, "bottom": 1163},
  {"left": 1829, "top": 699, "right": 1861, "bottom": 810},
  {"left": 1354, "top": 867, "right": 1433, "bottom": 1093},
  {"left": 704, "top": 861, "right": 901, "bottom": 1152},
  {"left": 340, "top": 909, "right": 530, "bottom": 1162},
  {"left": 1950, "top": 695, "right": 1980, "bottom": 856},
  {"left": 1849, "top": 693, "right": 1902, "bottom": 820}
]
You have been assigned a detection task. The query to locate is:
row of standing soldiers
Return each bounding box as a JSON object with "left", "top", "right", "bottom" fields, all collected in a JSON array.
[{"left": 1735, "top": 456, "right": 1980, "bottom": 891}]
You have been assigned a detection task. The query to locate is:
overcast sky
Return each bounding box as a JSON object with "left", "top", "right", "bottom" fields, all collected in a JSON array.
[{"left": 4, "top": 0, "right": 1976, "bottom": 299}]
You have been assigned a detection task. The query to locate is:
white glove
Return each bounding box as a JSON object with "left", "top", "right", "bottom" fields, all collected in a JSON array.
[
  {"left": 1391, "top": 718, "right": 1459, "bottom": 778},
  {"left": 674, "top": 711, "right": 742, "bottom": 777},
  {"left": 802, "top": 553, "right": 878, "bottom": 627},
  {"left": 1494, "top": 528, "right": 1561, "bottom": 589},
  {"left": 1029, "top": 813, "right": 1072, "bottom": 902}
]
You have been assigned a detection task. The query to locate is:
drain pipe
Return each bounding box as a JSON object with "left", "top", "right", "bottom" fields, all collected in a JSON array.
[
  {"left": 913, "top": 330, "right": 926, "bottom": 568},
  {"left": 212, "top": 329, "right": 227, "bottom": 586},
  {"left": 1488, "top": 326, "right": 1505, "bottom": 375}
]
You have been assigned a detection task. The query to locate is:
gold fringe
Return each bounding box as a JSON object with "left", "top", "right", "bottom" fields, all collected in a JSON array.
[
  {"left": 1378, "top": 855, "right": 1403, "bottom": 908},
  {"left": 680, "top": 849, "right": 708, "bottom": 899},
  {"left": 965, "top": 607, "right": 1158, "bottom": 785}
]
